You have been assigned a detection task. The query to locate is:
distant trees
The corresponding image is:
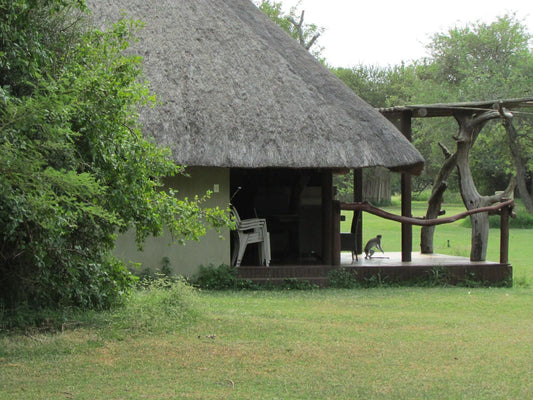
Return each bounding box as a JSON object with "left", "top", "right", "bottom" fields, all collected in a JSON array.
[
  {"left": 259, "top": 2, "right": 533, "bottom": 220},
  {"left": 332, "top": 64, "right": 421, "bottom": 203},
  {"left": 256, "top": 0, "right": 324, "bottom": 57},
  {"left": 258, "top": 4, "right": 533, "bottom": 211},
  {"left": 332, "top": 15, "right": 533, "bottom": 212},
  {"left": 421, "top": 15, "right": 533, "bottom": 212},
  {"left": 0, "top": 0, "right": 230, "bottom": 310}
]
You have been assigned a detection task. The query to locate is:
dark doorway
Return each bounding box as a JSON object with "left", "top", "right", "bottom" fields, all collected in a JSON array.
[{"left": 230, "top": 168, "right": 324, "bottom": 265}]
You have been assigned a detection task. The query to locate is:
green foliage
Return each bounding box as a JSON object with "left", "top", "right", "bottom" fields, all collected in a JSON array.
[
  {"left": 328, "top": 264, "right": 507, "bottom": 289},
  {"left": 425, "top": 266, "right": 449, "bottom": 287},
  {"left": 256, "top": 0, "right": 324, "bottom": 58},
  {"left": 332, "top": 14, "right": 533, "bottom": 209},
  {"left": 332, "top": 64, "right": 423, "bottom": 201},
  {"left": 0, "top": 0, "right": 232, "bottom": 312},
  {"left": 461, "top": 211, "right": 533, "bottom": 229},
  {"left": 134, "top": 257, "right": 173, "bottom": 285},
  {"left": 0, "top": 303, "right": 75, "bottom": 332},
  {"left": 279, "top": 278, "right": 318, "bottom": 290},
  {"left": 333, "top": 63, "right": 421, "bottom": 108},
  {"left": 360, "top": 271, "right": 392, "bottom": 288},
  {"left": 458, "top": 199, "right": 533, "bottom": 229},
  {"left": 107, "top": 276, "right": 201, "bottom": 334},
  {"left": 425, "top": 14, "right": 532, "bottom": 99},
  {"left": 191, "top": 264, "right": 257, "bottom": 290},
  {"left": 508, "top": 212, "right": 533, "bottom": 229},
  {"left": 415, "top": 14, "right": 533, "bottom": 196},
  {"left": 328, "top": 267, "right": 361, "bottom": 289},
  {"left": 0, "top": 276, "right": 201, "bottom": 333},
  {"left": 411, "top": 190, "right": 463, "bottom": 204}
]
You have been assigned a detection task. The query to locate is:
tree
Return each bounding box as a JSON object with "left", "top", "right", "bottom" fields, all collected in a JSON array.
[
  {"left": 333, "top": 64, "right": 422, "bottom": 203},
  {"left": 256, "top": 0, "right": 324, "bottom": 57},
  {"left": 420, "top": 14, "right": 533, "bottom": 211},
  {"left": 419, "top": 108, "right": 516, "bottom": 260},
  {"left": 414, "top": 15, "right": 533, "bottom": 257},
  {"left": 0, "top": 0, "right": 230, "bottom": 310}
]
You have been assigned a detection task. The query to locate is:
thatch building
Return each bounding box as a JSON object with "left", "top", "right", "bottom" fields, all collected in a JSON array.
[{"left": 89, "top": 0, "right": 424, "bottom": 275}]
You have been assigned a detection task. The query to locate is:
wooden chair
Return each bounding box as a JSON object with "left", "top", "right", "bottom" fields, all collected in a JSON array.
[
  {"left": 340, "top": 210, "right": 360, "bottom": 261},
  {"left": 230, "top": 206, "right": 271, "bottom": 267}
]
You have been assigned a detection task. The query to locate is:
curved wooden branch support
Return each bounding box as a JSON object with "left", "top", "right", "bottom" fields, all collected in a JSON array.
[{"left": 341, "top": 199, "right": 514, "bottom": 227}]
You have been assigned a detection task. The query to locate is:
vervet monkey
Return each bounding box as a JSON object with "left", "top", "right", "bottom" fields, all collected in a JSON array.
[{"left": 364, "top": 235, "right": 384, "bottom": 259}]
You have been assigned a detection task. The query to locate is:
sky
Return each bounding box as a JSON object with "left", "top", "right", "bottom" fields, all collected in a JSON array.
[{"left": 278, "top": 0, "right": 533, "bottom": 67}]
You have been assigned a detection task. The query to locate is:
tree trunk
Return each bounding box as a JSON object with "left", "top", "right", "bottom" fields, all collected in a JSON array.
[
  {"left": 503, "top": 118, "right": 533, "bottom": 213},
  {"left": 363, "top": 167, "right": 390, "bottom": 204},
  {"left": 454, "top": 110, "right": 515, "bottom": 261},
  {"left": 421, "top": 143, "right": 456, "bottom": 253},
  {"left": 422, "top": 105, "right": 520, "bottom": 259}
]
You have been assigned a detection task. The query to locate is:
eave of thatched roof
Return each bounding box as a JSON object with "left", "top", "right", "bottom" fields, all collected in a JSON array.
[{"left": 88, "top": 0, "right": 424, "bottom": 175}]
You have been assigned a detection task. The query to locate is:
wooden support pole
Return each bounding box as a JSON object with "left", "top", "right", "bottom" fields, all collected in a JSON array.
[
  {"left": 500, "top": 204, "right": 510, "bottom": 265},
  {"left": 333, "top": 201, "right": 341, "bottom": 266},
  {"left": 400, "top": 111, "right": 413, "bottom": 262},
  {"left": 354, "top": 168, "right": 363, "bottom": 255},
  {"left": 322, "top": 170, "right": 333, "bottom": 265}
]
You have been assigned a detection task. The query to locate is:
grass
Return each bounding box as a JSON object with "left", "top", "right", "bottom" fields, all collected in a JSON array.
[
  {"left": 1, "top": 288, "right": 532, "bottom": 399},
  {"left": 1, "top": 199, "right": 532, "bottom": 399}
]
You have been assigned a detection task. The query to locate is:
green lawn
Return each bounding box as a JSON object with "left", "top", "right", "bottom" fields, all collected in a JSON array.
[
  {"left": 1, "top": 288, "right": 532, "bottom": 399},
  {"left": 1, "top": 200, "right": 532, "bottom": 399}
]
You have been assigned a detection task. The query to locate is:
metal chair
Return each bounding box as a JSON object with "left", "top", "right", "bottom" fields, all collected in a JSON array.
[{"left": 231, "top": 206, "right": 271, "bottom": 267}]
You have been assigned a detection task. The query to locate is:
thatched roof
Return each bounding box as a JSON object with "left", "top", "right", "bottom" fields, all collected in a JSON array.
[{"left": 88, "top": 0, "right": 424, "bottom": 174}]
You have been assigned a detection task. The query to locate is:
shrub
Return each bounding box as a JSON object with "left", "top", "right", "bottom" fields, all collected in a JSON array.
[
  {"left": 460, "top": 212, "right": 533, "bottom": 229},
  {"left": 109, "top": 277, "right": 201, "bottom": 334},
  {"left": 134, "top": 257, "right": 173, "bottom": 286},
  {"left": 0, "top": 1, "right": 232, "bottom": 312},
  {"left": 191, "top": 264, "right": 256, "bottom": 290},
  {"left": 279, "top": 278, "right": 319, "bottom": 290},
  {"left": 328, "top": 268, "right": 361, "bottom": 288}
]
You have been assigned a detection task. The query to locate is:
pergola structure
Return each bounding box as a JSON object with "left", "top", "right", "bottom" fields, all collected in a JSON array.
[{"left": 377, "top": 97, "right": 533, "bottom": 263}]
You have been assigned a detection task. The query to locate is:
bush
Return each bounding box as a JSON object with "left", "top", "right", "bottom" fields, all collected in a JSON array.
[
  {"left": 133, "top": 257, "right": 174, "bottom": 285},
  {"left": 108, "top": 277, "right": 201, "bottom": 334},
  {"left": 0, "top": 304, "right": 77, "bottom": 332},
  {"left": 191, "top": 264, "right": 257, "bottom": 290},
  {"left": 0, "top": 1, "right": 232, "bottom": 312},
  {"left": 328, "top": 268, "right": 361, "bottom": 288},
  {"left": 460, "top": 211, "right": 533, "bottom": 229},
  {"left": 279, "top": 278, "right": 319, "bottom": 290},
  {"left": 0, "top": 276, "right": 200, "bottom": 333}
]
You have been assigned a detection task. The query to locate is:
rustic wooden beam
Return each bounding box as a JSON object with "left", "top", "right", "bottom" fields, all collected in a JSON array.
[
  {"left": 333, "top": 201, "right": 341, "bottom": 266},
  {"left": 354, "top": 168, "right": 363, "bottom": 255},
  {"left": 400, "top": 111, "right": 413, "bottom": 261},
  {"left": 322, "top": 170, "right": 333, "bottom": 265},
  {"left": 500, "top": 204, "right": 510, "bottom": 264},
  {"left": 340, "top": 199, "right": 515, "bottom": 227}
]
